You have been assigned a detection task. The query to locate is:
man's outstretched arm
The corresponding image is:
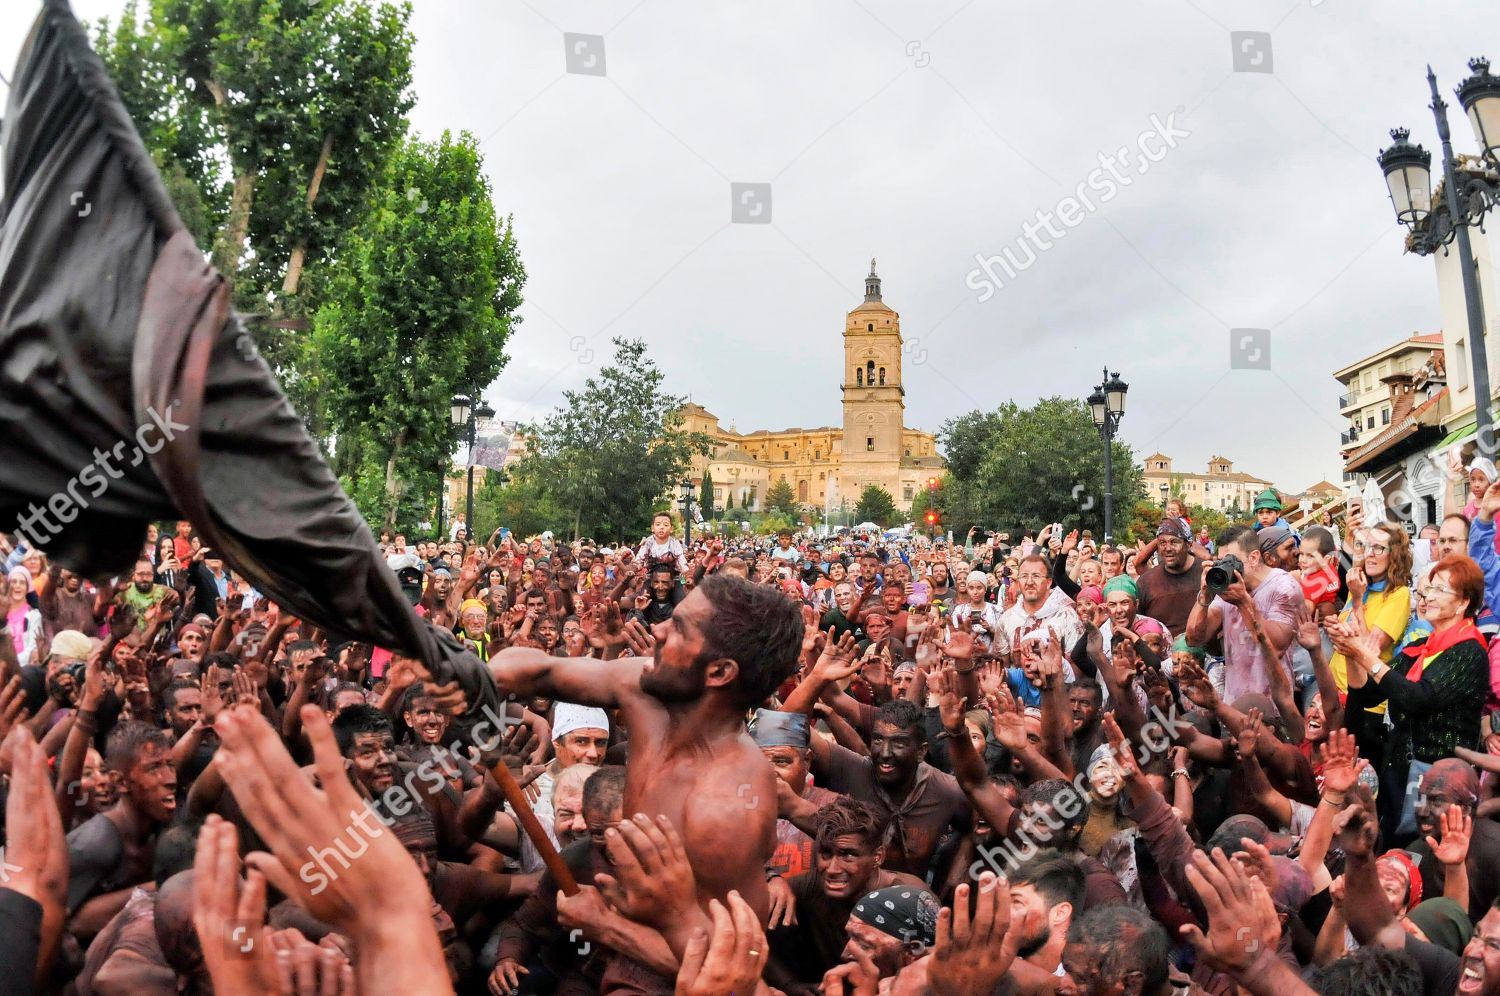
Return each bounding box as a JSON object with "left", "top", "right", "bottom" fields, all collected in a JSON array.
[{"left": 487, "top": 645, "right": 643, "bottom": 710}]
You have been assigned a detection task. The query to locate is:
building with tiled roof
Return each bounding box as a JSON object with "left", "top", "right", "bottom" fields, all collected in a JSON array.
[{"left": 1140, "top": 454, "right": 1278, "bottom": 514}]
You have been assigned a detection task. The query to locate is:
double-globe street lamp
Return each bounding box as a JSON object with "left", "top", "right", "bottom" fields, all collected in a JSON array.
[
  {"left": 1087, "top": 369, "right": 1129, "bottom": 544},
  {"left": 1378, "top": 57, "right": 1500, "bottom": 462},
  {"left": 451, "top": 394, "right": 495, "bottom": 543}
]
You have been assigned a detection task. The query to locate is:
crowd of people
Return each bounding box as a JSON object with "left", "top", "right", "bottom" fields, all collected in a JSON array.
[{"left": 2, "top": 479, "right": 1500, "bottom": 995}]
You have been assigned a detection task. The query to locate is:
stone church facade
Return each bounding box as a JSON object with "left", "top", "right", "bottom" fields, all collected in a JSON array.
[{"left": 682, "top": 263, "right": 943, "bottom": 516}]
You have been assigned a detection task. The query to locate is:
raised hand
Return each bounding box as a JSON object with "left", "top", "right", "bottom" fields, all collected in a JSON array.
[
  {"left": 1332, "top": 803, "right": 1378, "bottom": 860},
  {"left": 1176, "top": 658, "right": 1218, "bottom": 712},
  {"left": 933, "top": 667, "right": 968, "bottom": 734},
  {"left": 201, "top": 668, "right": 227, "bottom": 725},
  {"left": 1426, "top": 805, "right": 1473, "bottom": 867},
  {"left": 1179, "top": 849, "right": 1282, "bottom": 976},
  {"left": 1480, "top": 482, "right": 1500, "bottom": 523},
  {"left": 594, "top": 813, "right": 699, "bottom": 931},
  {"left": 622, "top": 617, "right": 657, "bottom": 658},
  {"left": 937, "top": 627, "right": 978, "bottom": 663},
  {"left": 986, "top": 685, "right": 1028, "bottom": 755},
  {"left": 927, "top": 872, "right": 1018, "bottom": 996},
  {"left": 812, "top": 628, "right": 861, "bottom": 684},
  {"left": 1234, "top": 707, "right": 1264, "bottom": 760},
  {"left": 1, "top": 727, "right": 68, "bottom": 938},
  {"left": 211, "top": 705, "right": 450, "bottom": 992},
  {"left": 1319, "top": 728, "right": 1359, "bottom": 795},
  {"left": 1295, "top": 617, "right": 1323, "bottom": 652},
  {"left": 192, "top": 815, "right": 282, "bottom": 994}
]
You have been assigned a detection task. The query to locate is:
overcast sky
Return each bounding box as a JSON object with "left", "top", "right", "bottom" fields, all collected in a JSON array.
[{"left": 6, "top": 0, "right": 1497, "bottom": 494}]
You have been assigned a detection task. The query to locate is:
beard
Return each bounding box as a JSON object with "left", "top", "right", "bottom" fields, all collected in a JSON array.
[
  {"left": 639, "top": 653, "right": 708, "bottom": 703},
  {"left": 134, "top": 580, "right": 153, "bottom": 593},
  {"left": 1016, "top": 924, "right": 1051, "bottom": 959}
]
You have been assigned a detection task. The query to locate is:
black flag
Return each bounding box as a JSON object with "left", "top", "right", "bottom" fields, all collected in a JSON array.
[{"left": 0, "top": 0, "right": 496, "bottom": 712}]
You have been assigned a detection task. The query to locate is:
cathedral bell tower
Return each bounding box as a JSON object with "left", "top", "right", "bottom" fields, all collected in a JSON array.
[{"left": 839, "top": 259, "right": 905, "bottom": 503}]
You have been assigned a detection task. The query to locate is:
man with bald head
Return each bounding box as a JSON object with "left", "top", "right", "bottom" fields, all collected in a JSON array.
[{"left": 1409, "top": 759, "right": 1500, "bottom": 921}]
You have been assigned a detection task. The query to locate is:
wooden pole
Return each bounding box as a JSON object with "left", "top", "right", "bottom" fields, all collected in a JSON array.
[{"left": 486, "top": 761, "right": 578, "bottom": 895}]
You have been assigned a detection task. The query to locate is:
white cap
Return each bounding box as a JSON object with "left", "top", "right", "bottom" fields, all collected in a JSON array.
[
  {"left": 1468, "top": 456, "right": 1498, "bottom": 481},
  {"left": 552, "top": 702, "right": 610, "bottom": 741}
]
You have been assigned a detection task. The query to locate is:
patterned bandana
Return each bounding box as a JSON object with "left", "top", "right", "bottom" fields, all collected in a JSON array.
[{"left": 852, "top": 886, "right": 940, "bottom": 946}]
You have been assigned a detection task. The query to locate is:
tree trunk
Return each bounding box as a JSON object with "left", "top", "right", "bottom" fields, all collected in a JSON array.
[
  {"left": 384, "top": 428, "right": 407, "bottom": 529},
  {"left": 205, "top": 79, "right": 253, "bottom": 282},
  {"left": 282, "top": 132, "right": 335, "bottom": 296}
]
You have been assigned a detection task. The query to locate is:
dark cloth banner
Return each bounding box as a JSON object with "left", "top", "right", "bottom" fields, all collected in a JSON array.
[{"left": 0, "top": 0, "right": 497, "bottom": 716}]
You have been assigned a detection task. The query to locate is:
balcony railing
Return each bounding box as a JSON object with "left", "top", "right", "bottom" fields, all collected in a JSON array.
[
  {"left": 1338, "top": 392, "right": 1356, "bottom": 410},
  {"left": 1340, "top": 428, "right": 1361, "bottom": 446}
]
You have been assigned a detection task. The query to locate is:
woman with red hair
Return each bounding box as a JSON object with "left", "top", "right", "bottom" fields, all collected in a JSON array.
[{"left": 1331, "top": 554, "right": 1489, "bottom": 839}]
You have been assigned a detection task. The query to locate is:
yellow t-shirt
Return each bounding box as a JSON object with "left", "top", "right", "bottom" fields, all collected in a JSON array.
[{"left": 1328, "top": 584, "right": 1411, "bottom": 715}]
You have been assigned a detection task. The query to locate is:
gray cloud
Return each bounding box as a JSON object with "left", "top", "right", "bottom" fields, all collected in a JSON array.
[{"left": 5, "top": 0, "right": 1492, "bottom": 493}]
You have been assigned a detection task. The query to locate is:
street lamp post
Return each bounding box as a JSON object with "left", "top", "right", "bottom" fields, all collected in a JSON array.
[
  {"left": 678, "top": 479, "right": 694, "bottom": 547},
  {"left": 1087, "top": 369, "right": 1129, "bottom": 544},
  {"left": 1378, "top": 58, "right": 1500, "bottom": 462},
  {"left": 1160, "top": 483, "right": 1169, "bottom": 508},
  {"left": 451, "top": 394, "right": 496, "bottom": 544}
]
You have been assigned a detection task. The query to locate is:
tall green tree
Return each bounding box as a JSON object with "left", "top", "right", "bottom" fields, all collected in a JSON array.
[
  {"left": 313, "top": 132, "right": 524, "bottom": 529},
  {"left": 938, "top": 397, "right": 1142, "bottom": 538},
  {"left": 94, "top": 0, "right": 416, "bottom": 397},
  {"left": 699, "top": 472, "right": 716, "bottom": 521},
  {"left": 517, "top": 339, "right": 711, "bottom": 542},
  {"left": 766, "top": 477, "right": 798, "bottom": 518},
  {"left": 855, "top": 486, "right": 898, "bottom": 527}
]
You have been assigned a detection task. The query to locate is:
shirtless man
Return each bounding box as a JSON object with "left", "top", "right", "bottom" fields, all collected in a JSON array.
[
  {"left": 65, "top": 721, "right": 178, "bottom": 939},
  {"left": 485, "top": 573, "right": 803, "bottom": 982}
]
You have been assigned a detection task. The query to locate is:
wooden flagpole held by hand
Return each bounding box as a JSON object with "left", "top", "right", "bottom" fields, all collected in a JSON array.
[{"left": 485, "top": 760, "right": 579, "bottom": 896}]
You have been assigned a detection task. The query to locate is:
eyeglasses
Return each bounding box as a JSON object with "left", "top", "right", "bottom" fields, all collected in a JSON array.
[
  {"left": 1418, "top": 583, "right": 1457, "bottom": 599},
  {"left": 1361, "top": 544, "right": 1390, "bottom": 555}
]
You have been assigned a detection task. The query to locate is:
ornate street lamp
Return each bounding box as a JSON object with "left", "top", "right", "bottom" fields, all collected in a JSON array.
[
  {"left": 451, "top": 394, "right": 493, "bottom": 542},
  {"left": 1379, "top": 59, "right": 1500, "bottom": 461},
  {"left": 1088, "top": 369, "right": 1128, "bottom": 543}
]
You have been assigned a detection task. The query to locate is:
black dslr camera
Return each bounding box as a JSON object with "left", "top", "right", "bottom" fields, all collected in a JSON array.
[{"left": 1204, "top": 554, "right": 1244, "bottom": 595}]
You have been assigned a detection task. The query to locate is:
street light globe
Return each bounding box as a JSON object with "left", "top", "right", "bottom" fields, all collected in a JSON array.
[
  {"left": 1087, "top": 387, "right": 1107, "bottom": 428},
  {"left": 1103, "top": 371, "right": 1128, "bottom": 417},
  {"left": 1378, "top": 127, "right": 1433, "bottom": 226},
  {"left": 450, "top": 395, "right": 471, "bottom": 427},
  {"left": 1457, "top": 57, "right": 1500, "bottom": 164}
]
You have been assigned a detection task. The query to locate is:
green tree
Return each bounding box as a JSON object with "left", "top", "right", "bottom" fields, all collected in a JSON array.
[
  {"left": 472, "top": 467, "right": 566, "bottom": 540},
  {"left": 724, "top": 492, "right": 735, "bottom": 512},
  {"left": 855, "top": 486, "right": 898, "bottom": 527},
  {"left": 938, "top": 397, "right": 1143, "bottom": 538},
  {"left": 313, "top": 133, "right": 524, "bottom": 529},
  {"left": 518, "top": 339, "right": 710, "bottom": 542},
  {"left": 699, "top": 472, "right": 716, "bottom": 521},
  {"left": 766, "top": 476, "right": 798, "bottom": 518},
  {"left": 95, "top": 0, "right": 416, "bottom": 400}
]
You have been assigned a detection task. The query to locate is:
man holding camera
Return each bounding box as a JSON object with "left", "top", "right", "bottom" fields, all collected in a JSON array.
[{"left": 1184, "top": 526, "right": 1302, "bottom": 704}]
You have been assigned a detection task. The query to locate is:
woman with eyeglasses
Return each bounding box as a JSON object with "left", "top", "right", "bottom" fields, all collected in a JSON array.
[
  {"left": 1330, "top": 554, "right": 1488, "bottom": 840},
  {"left": 1326, "top": 525, "right": 1413, "bottom": 728}
]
